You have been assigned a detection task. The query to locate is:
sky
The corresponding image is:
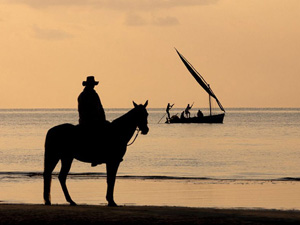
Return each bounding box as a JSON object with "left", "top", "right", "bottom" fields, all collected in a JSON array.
[{"left": 0, "top": 0, "right": 299, "bottom": 109}]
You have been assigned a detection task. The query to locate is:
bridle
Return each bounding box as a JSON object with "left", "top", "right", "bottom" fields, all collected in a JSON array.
[
  {"left": 126, "top": 103, "right": 148, "bottom": 146},
  {"left": 127, "top": 128, "right": 140, "bottom": 146}
]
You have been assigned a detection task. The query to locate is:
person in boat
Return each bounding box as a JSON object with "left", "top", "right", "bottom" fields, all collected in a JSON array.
[
  {"left": 180, "top": 111, "right": 185, "bottom": 120},
  {"left": 166, "top": 103, "right": 174, "bottom": 119},
  {"left": 78, "top": 76, "right": 108, "bottom": 167},
  {"left": 197, "top": 109, "right": 204, "bottom": 118},
  {"left": 184, "top": 103, "right": 193, "bottom": 118},
  {"left": 171, "top": 114, "right": 179, "bottom": 120}
]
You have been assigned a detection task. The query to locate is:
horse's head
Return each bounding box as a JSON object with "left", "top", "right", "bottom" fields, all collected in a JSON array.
[{"left": 133, "top": 100, "right": 149, "bottom": 135}]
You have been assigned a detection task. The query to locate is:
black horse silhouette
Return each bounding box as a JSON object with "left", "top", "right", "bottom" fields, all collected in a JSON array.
[{"left": 43, "top": 101, "right": 149, "bottom": 206}]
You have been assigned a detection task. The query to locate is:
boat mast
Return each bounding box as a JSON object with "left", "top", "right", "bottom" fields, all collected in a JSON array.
[{"left": 208, "top": 84, "right": 212, "bottom": 116}]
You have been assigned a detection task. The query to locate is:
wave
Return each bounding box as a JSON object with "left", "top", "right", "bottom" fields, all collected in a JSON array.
[{"left": 0, "top": 172, "right": 300, "bottom": 182}]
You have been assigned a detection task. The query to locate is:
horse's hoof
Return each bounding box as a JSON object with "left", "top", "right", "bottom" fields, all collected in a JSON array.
[
  {"left": 69, "top": 201, "right": 77, "bottom": 206},
  {"left": 45, "top": 201, "right": 51, "bottom": 206},
  {"left": 108, "top": 202, "right": 118, "bottom": 207}
]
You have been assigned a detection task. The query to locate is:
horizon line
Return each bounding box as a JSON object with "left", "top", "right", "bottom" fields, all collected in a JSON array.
[{"left": 0, "top": 107, "right": 300, "bottom": 110}]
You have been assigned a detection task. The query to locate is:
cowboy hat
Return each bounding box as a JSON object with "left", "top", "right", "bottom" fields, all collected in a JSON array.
[{"left": 82, "top": 76, "right": 99, "bottom": 86}]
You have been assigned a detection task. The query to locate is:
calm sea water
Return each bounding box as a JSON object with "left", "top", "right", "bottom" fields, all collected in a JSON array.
[
  {"left": 0, "top": 108, "right": 299, "bottom": 180},
  {"left": 1, "top": 108, "right": 300, "bottom": 206}
]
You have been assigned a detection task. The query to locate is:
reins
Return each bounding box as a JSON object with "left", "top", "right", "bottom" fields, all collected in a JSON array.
[{"left": 127, "top": 128, "right": 140, "bottom": 146}]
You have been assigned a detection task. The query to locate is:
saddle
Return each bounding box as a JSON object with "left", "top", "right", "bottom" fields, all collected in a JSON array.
[
  {"left": 74, "top": 121, "right": 122, "bottom": 166},
  {"left": 75, "top": 121, "right": 111, "bottom": 147}
]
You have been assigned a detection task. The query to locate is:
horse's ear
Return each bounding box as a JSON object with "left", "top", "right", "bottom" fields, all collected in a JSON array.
[
  {"left": 144, "top": 100, "right": 148, "bottom": 108},
  {"left": 133, "top": 101, "right": 138, "bottom": 108}
]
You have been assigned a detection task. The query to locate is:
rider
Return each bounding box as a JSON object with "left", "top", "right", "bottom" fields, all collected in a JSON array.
[
  {"left": 78, "top": 76, "right": 107, "bottom": 167},
  {"left": 78, "top": 76, "right": 106, "bottom": 127}
]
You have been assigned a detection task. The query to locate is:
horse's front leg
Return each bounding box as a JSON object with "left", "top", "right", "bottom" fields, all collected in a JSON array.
[{"left": 106, "top": 161, "right": 120, "bottom": 207}]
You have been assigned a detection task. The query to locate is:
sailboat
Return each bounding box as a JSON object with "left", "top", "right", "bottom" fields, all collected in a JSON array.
[{"left": 166, "top": 49, "right": 225, "bottom": 124}]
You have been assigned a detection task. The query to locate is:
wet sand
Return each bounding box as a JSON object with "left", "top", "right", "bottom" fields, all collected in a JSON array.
[
  {"left": 0, "top": 204, "right": 299, "bottom": 225},
  {"left": 2, "top": 178, "right": 300, "bottom": 210}
]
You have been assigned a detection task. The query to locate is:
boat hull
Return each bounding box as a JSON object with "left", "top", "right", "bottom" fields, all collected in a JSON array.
[{"left": 166, "top": 113, "right": 225, "bottom": 124}]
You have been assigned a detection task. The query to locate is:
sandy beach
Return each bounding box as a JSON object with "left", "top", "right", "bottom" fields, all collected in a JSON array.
[
  {"left": 0, "top": 204, "right": 299, "bottom": 225},
  {"left": 2, "top": 177, "right": 300, "bottom": 210}
]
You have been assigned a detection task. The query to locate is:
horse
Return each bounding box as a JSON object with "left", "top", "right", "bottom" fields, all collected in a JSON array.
[{"left": 43, "top": 101, "right": 149, "bottom": 206}]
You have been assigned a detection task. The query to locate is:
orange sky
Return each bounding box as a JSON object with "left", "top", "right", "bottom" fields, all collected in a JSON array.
[{"left": 0, "top": 0, "right": 299, "bottom": 108}]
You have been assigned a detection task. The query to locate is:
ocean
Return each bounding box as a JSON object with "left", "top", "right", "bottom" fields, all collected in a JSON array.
[{"left": 0, "top": 108, "right": 300, "bottom": 208}]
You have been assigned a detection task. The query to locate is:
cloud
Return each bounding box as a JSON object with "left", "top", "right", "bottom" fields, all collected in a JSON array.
[
  {"left": 33, "top": 25, "right": 73, "bottom": 40},
  {"left": 5, "top": 0, "right": 219, "bottom": 11},
  {"left": 4, "top": 0, "right": 218, "bottom": 27},
  {"left": 153, "top": 16, "right": 179, "bottom": 26},
  {"left": 125, "top": 13, "right": 148, "bottom": 26},
  {"left": 124, "top": 13, "right": 179, "bottom": 27}
]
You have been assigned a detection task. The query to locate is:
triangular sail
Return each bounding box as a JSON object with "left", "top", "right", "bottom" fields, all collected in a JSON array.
[{"left": 175, "top": 49, "right": 225, "bottom": 112}]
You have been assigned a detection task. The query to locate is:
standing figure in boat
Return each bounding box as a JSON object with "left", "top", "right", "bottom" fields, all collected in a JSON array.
[
  {"left": 184, "top": 103, "right": 193, "bottom": 118},
  {"left": 166, "top": 103, "right": 174, "bottom": 119},
  {"left": 78, "top": 76, "right": 106, "bottom": 127}
]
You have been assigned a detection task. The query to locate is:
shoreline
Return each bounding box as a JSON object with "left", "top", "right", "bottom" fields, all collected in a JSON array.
[
  {"left": 1, "top": 178, "right": 300, "bottom": 210},
  {"left": 0, "top": 204, "right": 299, "bottom": 225},
  {"left": 2, "top": 170, "right": 300, "bottom": 181}
]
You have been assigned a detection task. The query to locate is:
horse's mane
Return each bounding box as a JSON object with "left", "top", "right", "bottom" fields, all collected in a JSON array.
[{"left": 112, "top": 107, "right": 136, "bottom": 125}]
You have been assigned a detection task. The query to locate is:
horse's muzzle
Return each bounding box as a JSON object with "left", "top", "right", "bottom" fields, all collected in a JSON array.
[{"left": 140, "top": 127, "right": 149, "bottom": 135}]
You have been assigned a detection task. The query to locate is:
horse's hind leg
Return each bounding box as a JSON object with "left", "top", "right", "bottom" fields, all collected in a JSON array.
[
  {"left": 43, "top": 154, "right": 59, "bottom": 205},
  {"left": 59, "top": 157, "right": 76, "bottom": 206}
]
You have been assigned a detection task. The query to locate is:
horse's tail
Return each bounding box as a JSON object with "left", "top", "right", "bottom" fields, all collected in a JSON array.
[
  {"left": 43, "top": 126, "right": 60, "bottom": 205},
  {"left": 43, "top": 123, "right": 75, "bottom": 205}
]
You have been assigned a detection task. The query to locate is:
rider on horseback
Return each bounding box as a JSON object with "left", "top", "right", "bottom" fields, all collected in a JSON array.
[
  {"left": 78, "top": 76, "right": 106, "bottom": 126},
  {"left": 78, "top": 76, "right": 109, "bottom": 167}
]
